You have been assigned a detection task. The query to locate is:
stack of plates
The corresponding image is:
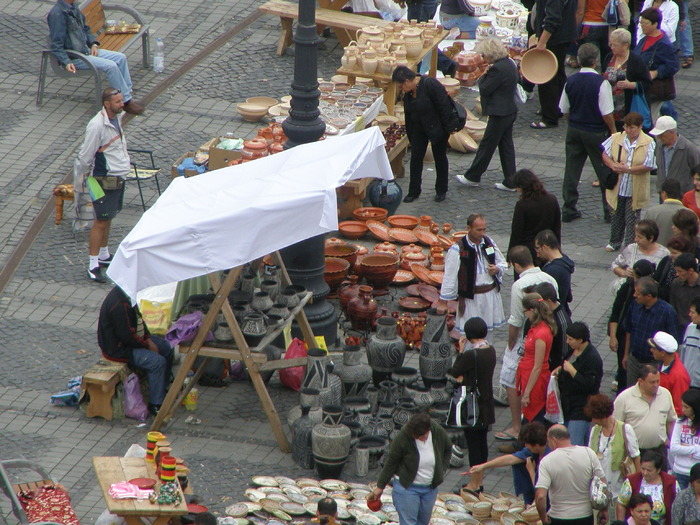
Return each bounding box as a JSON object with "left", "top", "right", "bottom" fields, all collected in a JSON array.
[{"left": 471, "top": 502, "right": 492, "bottom": 520}]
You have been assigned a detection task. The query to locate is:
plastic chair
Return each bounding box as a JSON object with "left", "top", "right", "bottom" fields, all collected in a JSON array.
[
  {"left": 126, "top": 148, "right": 161, "bottom": 211},
  {"left": 0, "top": 459, "right": 65, "bottom": 525}
]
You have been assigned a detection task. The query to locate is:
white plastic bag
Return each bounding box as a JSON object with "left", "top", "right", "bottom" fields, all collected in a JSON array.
[
  {"left": 95, "top": 509, "right": 125, "bottom": 525},
  {"left": 544, "top": 374, "right": 564, "bottom": 424},
  {"left": 123, "top": 444, "right": 147, "bottom": 458}
]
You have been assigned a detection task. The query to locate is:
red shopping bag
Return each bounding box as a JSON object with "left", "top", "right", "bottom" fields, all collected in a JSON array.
[{"left": 279, "top": 338, "right": 307, "bottom": 391}]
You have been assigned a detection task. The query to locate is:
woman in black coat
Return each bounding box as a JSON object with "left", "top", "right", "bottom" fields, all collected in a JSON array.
[
  {"left": 457, "top": 37, "right": 519, "bottom": 191},
  {"left": 447, "top": 317, "right": 496, "bottom": 493},
  {"left": 392, "top": 65, "right": 456, "bottom": 203},
  {"left": 603, "top": 28, "right": 652, "bottom": 131}
]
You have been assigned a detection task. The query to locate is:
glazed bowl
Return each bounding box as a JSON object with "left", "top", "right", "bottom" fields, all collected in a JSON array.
[
  {"left": 465, "top": 120, "right": 488, "bottom": 141},
  {"left": 520, "top": 48, "right": 558, "bottom": 84},
  {"left": 438, "top": 77, "right": 461, "bottom": 97},
  {"left": 324, "top": 257, "right": 351, "bottom": 292},
  {"left": 387, "top": 214, "right": 420, "bottom": 229},
  {"left": 353, "top": 206, "right": 389, "bottom": 223},
  {"left": 236, "top": 103, "right": 269, "bottom": 122},
  {"left": 246, "top": 96, "right": 278, "bottom": 108},
  {"left": 324, "top": 243, "right": 358, "bottom": 267},
  {"left": 338, "top": 220, "right": 369, "bottom": 240},
  {"left": 359, "top": 253, "right": 399, "bottom": 287}
]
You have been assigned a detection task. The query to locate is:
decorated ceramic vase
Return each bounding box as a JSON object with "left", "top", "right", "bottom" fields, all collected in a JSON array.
[
  {"left": 393, "top": 400, "right": 418, "bottom": 428},
  {"left": 303, "top": 349, "right": 334, "bottom": 406},
  {"left": 292, "top": 406, "right": 315, "bottom": 469},
  {"left": 288, "top": 387, "right": 323, "bottom": 429},
  {"left": 368, "top": 179, "right": 403, "bottom": 216},
  {"left": 312, "top": 405, "right": 352, "bottom": 478},
  {"left": 367, "top": 317, "right": 406, "bottom": 385},
  {"left": 419, "top": 308, "right": 454, "bottom": 388},
  {"left": 335, "top": 345, "right": 372, "bottom": 399},
  {"left": 347, "top": 285, "right": 378, "bottom": 331}
]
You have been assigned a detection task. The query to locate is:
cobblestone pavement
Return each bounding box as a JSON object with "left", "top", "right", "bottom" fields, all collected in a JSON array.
[{"left": 1, "top": 0, "right": 700, "bottom": 522}]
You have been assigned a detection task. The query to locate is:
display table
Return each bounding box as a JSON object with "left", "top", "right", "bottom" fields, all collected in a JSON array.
[
  {"left": 92, "top": 457, "right": 187, "bottom": 525},
  {"left": 335, "top": 29, "right": 449, "bottom": 115}
]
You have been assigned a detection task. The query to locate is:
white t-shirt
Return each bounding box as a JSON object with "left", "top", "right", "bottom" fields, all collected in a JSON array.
[
  {"left": 414, "top": 432, "right": 436, "bottom": 485},
  {"left": 536, "top": 446, "right": 606, "bottom": 519}
]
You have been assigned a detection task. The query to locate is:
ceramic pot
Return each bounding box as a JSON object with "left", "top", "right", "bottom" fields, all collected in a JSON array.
[
  {"left": 279, "top": 288, "right": 300, "bottom": 309},
  {"left": 401, "top": 27, "right": 423, "bottom": 58},
  {"left": 338, "top": 275, "right": 362, "bottom": 313},
  {"left": 242, "top": 138, "right": 269, "bottom": 159},
  {"left": 402, "top": 243, "right": 423, "bottom": 255},
  {"left": 303, "top": 348, "right": 333, "bottom": 406},
  {"left": 360, "top": 253, "right": 399, "bottom": 288},
  {"left": 407, "top": 384, "right": 433, "bottom": 410},
  {"left": 347, "top": 285, "right": 378, "bottom": 331},
  {"left": 312, "top": 405, "right": 352, "bottom": 478},
  {"left": 368, "top": 179, "right": 403, "bottom": 216},
  {"left": 288, "top": 388, "right": 323, "bottom": 429},
  {"left": 401, "top": 251, "right": 428, "bottom": 271},
  {"left": 362, "top": 51, "right": 378, "bottom": 75},
  {"left": 430, "top": 382, "right": 451, "bottom": 404},
  {"left": 391, "top": 366, "right": 420, "bottom": 395},
  {"left": 241, "top": 311, "right": 266, "bottom": 344},
  {"left": 378, "top": 414, "right": 395, "bottom": 436},
  {"left": 292, "top": 405, "right": 315, "bottom": 469},
  {"left": 374, "top": 242, "right": 399, "bottom": 258},
  {"left": 415, "top": 215, "right": 433, "bottom": 233},
  {"left": 251, "top": 291, "right": 273, "bottom": 313},
  {"left": 476, "top": 16, "right": 496, "bottom": 40},
  {"left": 393, "top": 400, "right": 418, "bottom": 428},
  {"left": 260, "top": 279, "right": 280, "bottom": 302},
  {"left": 378, "top": 380, "right": 400, "bottom": 405},
  {"left": 325, "top": 243, "right": 358, "bottom": 267},
  {"left": 335, "top": 345, "right": 372, "bottom": 398},
  {"left": 214, "top": 322, "right": 233, "bottom": 342},
  {"left": 419, "top": 308, "right": 454, "bottom": 388},
  {"left": 239, "top": 274, "right": 256, "bottom": 302},
  {"left": 468, "top": 0, "right": 493, "bottom": 16},
  {"left": 268, "top": 303, "right": 289, "bottom": 320},
  {"left": 377, "top": 401, "right": 395, "bottom": 417},
  {"left": 366, "top": 385, "right": 379, "bottom": 414},
  {"left": 358, "top": 435, "right": 388, "bottom": 469},
  {"left": 357, "top": 408, "right": 373, "bottom": 432},
  {"left": 367, "top": 317, "right": 406, "bottom": 385},
  {"left": 344, "top": 396, "right": 371, "bottom": 417},
  {"left": 430, "top": 401, "right": 451, "bottom": 422},
  {"left": 356, "top": 25, "right": 385, "bottom": 45},
  {"left": 355, "top": 445, "right": 369, "bottom": 477},
  {"left": 325, "top": 257, "right": 351, "bottom": 292}
]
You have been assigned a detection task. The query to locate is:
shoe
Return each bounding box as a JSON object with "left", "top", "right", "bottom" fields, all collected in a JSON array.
[
  {"left": 435, "top": 193, "right": 446, "bottom": 202},
  {"left": 611, "top": 380, "right": 619, "bottom": 393},
  {"left": 530, "top": 121, "right": 557, "bottom": 129},
  {"left": 495, "top": 429, "right": 519, "bottom": 441},
  {"left": 148, "top": 403, "right": 161, "bottom": 416},
  {"left": 682, "top": 56, "right": 693, "bottom": 69},
  {"left": 605, "top": 244, "right": 617, "bottom": 252},
  {"left": 494, "top": 182, "right": 516, "bottom": 192},
  {"left": 88, "top": 266, "right": 107, "bottom": 283},
  {"left": 98, "top": 254, "right": 114, "bottom": 267},
  {"left": 123, "top": 100, "right": 145, "bottom": 115},
  {"left": 498, "top": 443, "right": 517, "bottom": 454},
  {"left": 562, "top": 211, "right": 582, "bottom": 223},
  {"left": 455, "top": 175, "right": 480, "bottom": 187},
  {"left": 403, "top": 194, "right": 419, "bottom": 203}
]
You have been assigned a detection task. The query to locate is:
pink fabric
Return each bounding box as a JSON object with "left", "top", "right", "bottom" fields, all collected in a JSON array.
[{"left": 108, "top": 482, "right": 154, "bottom": 499}]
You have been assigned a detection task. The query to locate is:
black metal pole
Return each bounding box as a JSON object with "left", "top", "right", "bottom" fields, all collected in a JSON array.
[{"left": 281, "top": 0, "right": 338, "bottom": 346}]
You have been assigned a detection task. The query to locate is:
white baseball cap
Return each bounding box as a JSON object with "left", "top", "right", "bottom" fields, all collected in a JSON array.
[
  {"left": 648, "top": 331, "right": 678, "bottom": 353},
  {"left": 649, "top": 116, "right": 678, "bottom": 136}
]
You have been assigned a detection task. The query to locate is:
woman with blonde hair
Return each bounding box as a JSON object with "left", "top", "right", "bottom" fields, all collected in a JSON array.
[
  {"left": 456, "top": 37, "right": 519, "bottom": 191},
  {"left": 516, "top": 293, "right": 556, "bottom": 423}
]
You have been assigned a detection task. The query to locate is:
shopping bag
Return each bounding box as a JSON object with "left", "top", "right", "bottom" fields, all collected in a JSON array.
[
  {"left": 123, "top": 373, "right": 148, "bottom": 421},
  {"left": 446, "top": 385, "right": 480, "bottom": 428},
  {"left": 279, "top": 338, "right": 307, "bottom": 391},
  {"left": 630, "top": 85, "right": 652, "bottom": 129},
  {"left": 139, "top": 299, "right": 172, "bottom": 336},
  {"left": 544, "top": 374, "right": 564, "bottom": 424}
]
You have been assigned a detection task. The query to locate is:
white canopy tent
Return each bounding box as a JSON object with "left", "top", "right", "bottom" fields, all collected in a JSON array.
[{"left": 107, "top": 127, "right": 393, "bottom": 301}]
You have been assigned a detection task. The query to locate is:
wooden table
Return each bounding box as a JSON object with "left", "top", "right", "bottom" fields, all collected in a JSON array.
[{"left": 92, "top": 457, "right": 188, "bottom": 525}]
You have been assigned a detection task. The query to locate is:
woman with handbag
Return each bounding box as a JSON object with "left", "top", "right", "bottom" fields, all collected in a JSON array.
[
  {"left": 670, "top": 389, "right": 700, "bottom": 490},
  {"left": 634, "top": 8, "right": 680, "bottom": 124},
  {"left": 602, "top": 114, "right": 657, "bottom": 252},
  {"left": 585, "top": 393, "right": 641, "bottom": 497},
  {"left": 603, "top": 29, "right": 652, "bottom": 132},
  {"left": 517, "top": 293, "right": 555, "bottom": 424},
  {"left": 551, "top": 322, "right": 603, "bottom": 446},
  {"left": 447, "top": 316, "right": 497, "bottom": 493},
  {"left": 617, "top": 451, "right": 678, "bottom": 525}
]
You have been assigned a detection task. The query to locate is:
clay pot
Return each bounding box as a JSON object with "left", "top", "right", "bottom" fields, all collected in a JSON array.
[
  {"left": 374, "top": 241, "right": 399, "bottom": 258},
  {"left": 368, "top": 317, "right": 407, "bottom": 385},
  {"left": 325, "top": 237, "right": 347, "bottom": 247},
  {"left": 338, "top": 275, "right": 362, "bottom": 312},
  {"left": 356, "top": 25, "right": 385, "bottom": 45},
  {"left": 325, "top": 243, "right": 358, "bottom": 267},
  {"left": 347, "top": 285, "right": 378, "bottom": 331},
  {"left": 415, "top": 215, "right": 433, "bottom": 233},
  {"left": 402, "top": 244, "right": 423, "bottom": 255},
  {"left": 401, "top": 251, "right": 428, "bottom": 271},
  {"left": 241, "top": 138, "right": 269, "bottom": 159},
  {"left": 442, "top": 223, "right": 452, "bottom": 234},
  {"left": 360, "top": 253, "right": 399, "bottom": 288},
  {"left": 401, "top": 27, "right": 423, "bottom": 58},
  {"left": 520, "top": 48, "right": 558, "bottom": 85},
  {"left": 325, "top": 257, "right": 351, "bottom": 292}
]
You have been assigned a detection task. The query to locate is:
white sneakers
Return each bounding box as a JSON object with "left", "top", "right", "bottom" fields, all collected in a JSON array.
[
  {"left": 455, "top": 175, "right": 480, "bottom": 187},
  {"left": 494, "top": 182, "right": 516, "bottom": 192}
]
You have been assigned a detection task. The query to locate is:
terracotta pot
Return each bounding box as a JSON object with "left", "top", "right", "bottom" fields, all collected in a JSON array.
[
  {"left": 374, "top": 241, "right": 399, "bottom": 258},
  {"left": 401, "top": 251, "right": 428, "bottom": 271},
  {"left": 325, "top": 237, "right": 347, "bottom": 247},
  {"left": 401, "top": 243, "right": 423, "bottom": 255},
  {"left": 325, "top": 243, "right": 358, "bottom": 267},
  {"left": 241, "top": 138, "right": 269, "bottom": 159},
  {"left": 360, "top": 253, "right": 399, "bottom": 288},
  {"left": 347, "top": 285, "right": 378, "bottom": 331},
  {"left": 325, "top": 257, "right": 351, "bottom": 292},
  {"left": 338, "top": 275, "right": 362, "bottom": 312},
  {"left": 415, "top": 215, "right": 433, "bottom": 233}
]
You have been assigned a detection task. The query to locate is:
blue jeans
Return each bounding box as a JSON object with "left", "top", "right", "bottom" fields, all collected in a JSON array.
[
  {"left": 392, "top": 482, "right": 438, "bottom": 525},
  {"left": 129, "top": 336, "right": 173, "bottom": 405},
  {"left": 73, "top": 49, "right": 134, "bottom": 102},
  {"left": 407, "top": 0, "right": 438, "bottom": 22},
  {"left": 439, "top": 12, "right": 480, "bottom": 38},
  {"left": 676, "top": 2, "right": 694, "bottom": 57},
  {"left": 566, "top": 420, "right": 591, "bottom": 446},
  {"left": 676, "top": 473, "right": 690, "bottom": 490}
]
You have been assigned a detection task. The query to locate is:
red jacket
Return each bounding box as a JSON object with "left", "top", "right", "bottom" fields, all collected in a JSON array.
[
  {"left": 627, "top": 471, "right": 677, "bottom": 525},
  {"left": 660, "top": 357, "right": 690, "bottom": 417}
]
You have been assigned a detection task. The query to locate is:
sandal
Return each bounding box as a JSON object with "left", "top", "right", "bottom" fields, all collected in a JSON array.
[
  {"left": 682, "top": 56, "right": 694, "bottom": 69},
  {"left": 530, "top": 121, "right": 557, "bottom": 129},
  {"left": 494, "top": 429, "right": 519, "bottom": 441}
]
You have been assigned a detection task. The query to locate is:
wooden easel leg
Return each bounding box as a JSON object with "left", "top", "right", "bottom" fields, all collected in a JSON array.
[{"left": 429, "top": 47, "right": 438, "bottom": 77}]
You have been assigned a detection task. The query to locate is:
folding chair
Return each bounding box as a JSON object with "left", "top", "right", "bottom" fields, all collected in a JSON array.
[
  {"left": 0, "top": 459, "right": 66, "bottom": 525},
  {"left": 126, "top": 148, "right": 162, "bottom": 211}
]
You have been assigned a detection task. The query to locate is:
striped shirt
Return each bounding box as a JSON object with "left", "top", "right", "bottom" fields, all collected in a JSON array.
[{"left": 602, "top": 134, "right": 656, "bottom": 198}]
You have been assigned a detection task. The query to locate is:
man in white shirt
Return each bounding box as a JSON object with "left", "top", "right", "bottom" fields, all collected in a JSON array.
[
  {"left": 535, "top": 425, "right": 608, "bottom": 525},
  {"left": 559, "top": 43, "right": 616, "bottom": 223},
  {"left": 495, "top": 245, "right": 558, "bottom": 441}
]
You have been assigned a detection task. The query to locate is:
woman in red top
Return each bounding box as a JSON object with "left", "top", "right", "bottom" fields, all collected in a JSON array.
[
  {"left": 516, "top": 293, "right": 556, "bottom": 422},
  {"left": 681, "top": 169, "right": 700, "bottom": 218}
]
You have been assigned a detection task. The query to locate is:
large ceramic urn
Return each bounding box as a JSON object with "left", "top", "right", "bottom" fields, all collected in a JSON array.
[
  {"left": 335, "top": 345, "right": 372, "bottom": 399},
  {"left": 302, "top": 349, "right": 334, "bottom": 406},
  {"left": 367, "top": 317, "right": 406, "bottom": 385},
  {"left": 311, "top": 405, "right": 352, "bottom": 478},
  {"left": 291, "top": 406, "right": 315, "bottom": 469},
  {"left": 419, "top": 308, "right": 454, "bottom": 388},
  {"left": 347, "top": 285, "right": 378, "bottom": 331}
]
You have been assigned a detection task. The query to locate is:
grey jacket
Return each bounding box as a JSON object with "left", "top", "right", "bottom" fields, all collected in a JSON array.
[
  {"left": 643, "top": 199, "right": 684, "bottom": 245},
  {"left": 655, "top": 134, "right": 700, "bottom": 193}
]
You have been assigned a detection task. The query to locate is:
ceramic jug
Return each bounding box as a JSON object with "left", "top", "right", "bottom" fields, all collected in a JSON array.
[
  {"left": 401, "top": 27, "right": 423, "bottom": 58},
  {"left": 362, "top": 49, "right": 378, "bottom": 75}
]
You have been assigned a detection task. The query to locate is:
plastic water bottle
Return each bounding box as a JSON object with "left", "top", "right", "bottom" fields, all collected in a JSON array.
[{"left": 153, "top": 37, "right": 165, "bottom": 73}]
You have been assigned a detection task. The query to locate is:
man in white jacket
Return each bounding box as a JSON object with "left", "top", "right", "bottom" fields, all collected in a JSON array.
[{"left": 76, "top": 88, "right": 131, "bottom": 283}]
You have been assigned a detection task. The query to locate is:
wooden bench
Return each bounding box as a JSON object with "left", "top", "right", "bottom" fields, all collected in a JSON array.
[
  {"left": 81, "top": 359, "right": 129, "bottom": 420},
  {"left": 36, "top": 0, "right": 150, "bottom": 111},
  {"left": 259, "top": 0, "right": 391, "bottom": 55}
]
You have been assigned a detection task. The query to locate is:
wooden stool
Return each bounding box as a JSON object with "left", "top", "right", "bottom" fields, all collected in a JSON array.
[
  {"left": 82, "top": 360, "right": 128, "bottom": 420},
  {"left": 53, "top": 184, "right": 74, "bottom": 225}
]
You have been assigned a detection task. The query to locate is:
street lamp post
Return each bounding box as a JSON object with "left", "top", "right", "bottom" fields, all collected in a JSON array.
[{"left": 280, "top": 0, "right": 338, "bottom": 345}]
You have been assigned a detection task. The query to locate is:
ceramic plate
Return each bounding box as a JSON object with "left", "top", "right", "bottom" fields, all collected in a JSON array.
[
  {"left": 428, "top": 271, "right": 444, "bottom": 285},
  {"left": 430, "top": 519, "right": 455, "bottom": 525},
  {"left": 416, "top": 283, "right": 440, "bottom": 303},
  {"left": 366, "top": 220, "right": 391, "bottom": 242},
  {"left": 245, "top": 489, "right": 267, "bottom": 502},
  {"left": 324, "top": 124, "right": 339, "bottom": 136},
  {"left": 253, "top": 510, "right": 276, "bottom": 521},
  {"left": 252, "top": 476, "right": 278, "bottom": 487},
  {"left": 392, "top": 270, "right": 415, "bottom": 285},
  {"left": 446, "top": 512, "right": 471, "bottom": 521},
  {"left": 437, "top": 234, "right": 454, "bottom": 249},
  {"left": 268, "top": 104, "right": 284, "bottom": 117},
  {"left": 303, "top": 502, "right": 317, "bottom": 515},
  {"left": 248, "top": 518, "right": 267, "bottom": 525},
  {"left": 296, "top": 478, "right": 320, "bottom": 488},
  {"left": 337, "top": 507, "right": 352, "bottom": 520},
  {"left": 266, "top": 493, "right": 290, "bottom": 503},
  {"left": 445, "top": 502, "right": 467, "bottom": 512},
  {"left": 242, "top": 502, "right": 262, "bottom": 513},
  {"left": 300, "top": 486, "right": 327, "bottom": 497},
  {"left": 411, "top": 263, "right": 439, "bottom": 286},
  {"left": 128, "top": 477, "right": 156, "bottom": 490},
  {"left": 398, "top": 295, "right": 431, "bottom": 311},
  {"left": 258, "top": 487, "right": 284, "bottom": 494},
  {"left": 415, "top": 229, "right": 439, "bottom": 246},
  {"left": 284, "top": 492, "right": 307, "bottom": 504},
  {"left": 231, "top": 519, "right": 250, "bottom": 525},
  {"left": 355, "top": 513, "right": 382, "bottom": 525},
  {"left": 279, "top": 502, "right": 306, "bottom": 516},
  {"left": 275, "top": 476, "right": 296, "bottom": 486},
  {"left": 320, "top": 479, "right": 348, "bottom": 491},
  {"left": 271, "top": 509, "right": 293, "bottom": 521},
  {"left": 432, "top": 505, "right": 449, "bottom": 516},
  {"left": 226, "top": 504, "right": 250, "bottom": 518},
  {"left": 388, "top": 228, "right": 418, "bottom": 244},
  {"left": 268, "top": 520, "right": 287, "bottom": 525}
]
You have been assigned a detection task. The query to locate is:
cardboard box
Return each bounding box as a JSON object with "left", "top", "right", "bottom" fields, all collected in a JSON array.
[
  {"left": 171, "top": 152, "right": 200, "bottom": 178},
  {"left": 207, "top": 138, "right": 242, "bottom": 171}
]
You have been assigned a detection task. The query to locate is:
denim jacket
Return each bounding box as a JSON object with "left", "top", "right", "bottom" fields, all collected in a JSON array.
[{"left": 47, "top": 0, "right": 99, "bottom": 67}]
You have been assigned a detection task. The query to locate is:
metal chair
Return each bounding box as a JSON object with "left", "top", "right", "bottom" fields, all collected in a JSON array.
[
  {"left": 36, "top": 47, "right": 103, "bottom": 111},
  {"left": 0, "top": 459, "right": 65, "bottom": 525},
  {"left": 127, "top": 148, "right": 162, "bottom": 211}
]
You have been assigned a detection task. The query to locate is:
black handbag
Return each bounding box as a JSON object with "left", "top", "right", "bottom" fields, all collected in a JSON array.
[
  {"left": 601, "top": 143, "right": 623, "bottom": 190},
  {"left": 446, "top": 350, "right": 480, "bottom": 428},
  {"left": 647, "top": 45, "right": 677, "bottom": 102}
]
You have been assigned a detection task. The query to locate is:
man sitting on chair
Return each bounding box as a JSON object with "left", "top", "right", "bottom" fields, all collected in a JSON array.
[{"left": 47, "top": 0, "right": 145, "bottom": 115}]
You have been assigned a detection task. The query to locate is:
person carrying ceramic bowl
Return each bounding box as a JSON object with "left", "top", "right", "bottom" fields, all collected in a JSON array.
[{"left": 367, "top": 413, "right": 452, "bottom": 525}]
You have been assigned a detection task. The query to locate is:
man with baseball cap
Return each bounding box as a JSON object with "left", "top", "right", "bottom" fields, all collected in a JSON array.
[
  {"left": 649, "top": 331, "right": 690, "bottom": 416},
  {"left": 649, "top": 116, "right": 700, "bottom": 196}
]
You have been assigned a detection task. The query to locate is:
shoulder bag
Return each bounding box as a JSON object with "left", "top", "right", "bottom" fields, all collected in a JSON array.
[
  {"left": 629, "top": 83, "right": 652, "bottom": 129},
  {"left": 588, "top": 449, "right": 613, "bottom": 510},
  {"left": 602, "top": 143, "right": 623, "bottom": 190},
  {"left": 647, "top": 45, "right": 676, "bottom": 102},
  {"left": 619, "top": 422, "right": 639, "bottom": 478},
  {"left": 446, "top": 349, "right": 480, "bottom": 428}
]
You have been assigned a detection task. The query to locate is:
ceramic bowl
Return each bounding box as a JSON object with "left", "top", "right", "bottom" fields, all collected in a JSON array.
[
  {"left": 353, "top": 206, "right": 389, "bottom": 223},
  {"left": 237, "top": 103, "right": 269, "bottom": 122},
  {"left": 359, "top": 253, "right": 399, "bottom": 287},
  {"left": 324, "top": 257, "right": 350, "bottom": 291},
  {"left": 520, "top": 48, "right": 558, "bottom": 84},
  {"left": 387, "top": 214, "right": 420, "bottom": 229},
  {"left": 338, "top": 220, "right": 369, "bottom": 240},
  {"left": 246, "top": 96, "right": 278, "bottom": 108},
  {"left": 324, "top": 243, "right": 358, "bottom": 267},
  {"left": 448, "top": 130, "right": 478, "bottom": 153},
  {"left": 465, "top": 120, "right": 487, "bottom": 141},
  {"left": 438, "top": 77, "right": 461, "bottom": 97}
]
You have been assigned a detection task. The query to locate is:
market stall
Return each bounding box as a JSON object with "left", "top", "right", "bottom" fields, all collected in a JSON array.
[{"left": 107, "top": 127, "right": 393, "bottom": 451}]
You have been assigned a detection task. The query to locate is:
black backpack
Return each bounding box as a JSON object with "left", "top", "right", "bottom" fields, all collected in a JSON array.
[{"left": 448, "top": 98, "right": 467, "bottom": 133}]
